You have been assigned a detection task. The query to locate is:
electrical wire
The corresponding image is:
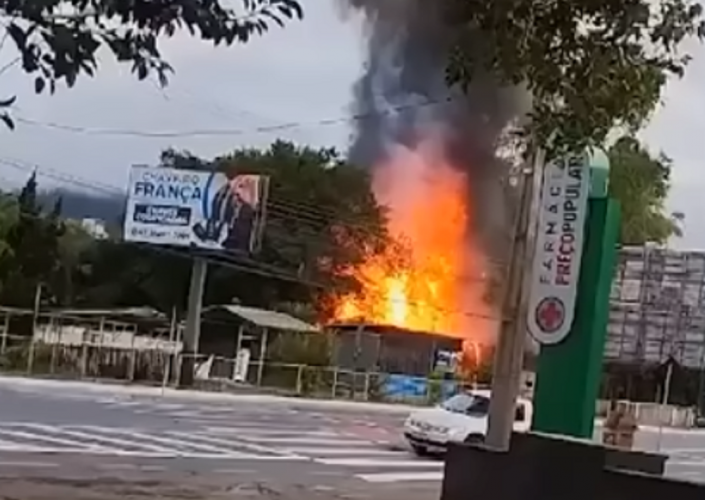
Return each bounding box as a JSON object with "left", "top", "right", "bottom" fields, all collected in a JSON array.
[
  {"left": 0, "top": 156, "right": 506, "bottom": 322},
  {"left": 12, "top": 96, "right": 455, "bottom": 139},
  {"left": 6, "top": 92, "right": 509, "bottom": 269},
  {"left": 0, "top": 155, "right": 508, "bottom": 270}
]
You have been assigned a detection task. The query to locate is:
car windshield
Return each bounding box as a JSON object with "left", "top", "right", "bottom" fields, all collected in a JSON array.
[{"left": 440, "top": 393, "right": 490, "bottom": 416}]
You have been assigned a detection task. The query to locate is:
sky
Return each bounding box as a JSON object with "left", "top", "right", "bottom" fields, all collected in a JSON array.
[{"left": 0, "top": 2, "right": 704, "bottom": 249}]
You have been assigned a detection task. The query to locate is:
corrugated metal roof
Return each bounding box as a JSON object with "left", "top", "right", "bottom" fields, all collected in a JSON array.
[
  {"left": 205, "top": 304, "right": 319, "bottom": 332},
  {"left": 48, "top": 307, "right": 166, "bottom": 320}
]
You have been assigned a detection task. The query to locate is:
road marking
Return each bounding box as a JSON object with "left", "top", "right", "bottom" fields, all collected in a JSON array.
[
  {"left": 21, "top": 424, "right": 174, "bottom": 453},
  {"left": 280, "top": 447, "right": 407, "bottom": 456},
  {"left": 96, "top": 463, "right": 136, "bottom": 470},
  {"left": 76, "top": 427, "right": 237, "bottom": 455},
  {"left": 175, "top": 431, "right": 303, "bottom": 458},
  {"left": 668, "top": 460, "right": 705, "bottom": 467},
  {"left": 0, "top": 445, "right": 306, "bottom": 459},
  {"left": 205, "top": 427, "right": 338, "bottom": 436},
  {"left": 0, "top": 428, "right": 105, "bottom": 450},
  {"left": 0, "top": 461, "right": 59, "bottom": 468},
  {"left": 108, "top": 401, "right": 142, "bottom": 408},
  {"left": 155, "top": 404, "right": 186, "bottom": 410},
  {"left": 316, "top": 458, "right": 444, "bottom": 467},
  {"left": 213, "top": 468, "right": 258, "bottom": 474},
  {"left": 356, "top": 471, "right": 444, "bottom": 483},
  {"left": 242, "top": 437, "right": 366, "bottom": 445},
  {"left": 140, "top": 465, "right": 167, "bottom": 472}
]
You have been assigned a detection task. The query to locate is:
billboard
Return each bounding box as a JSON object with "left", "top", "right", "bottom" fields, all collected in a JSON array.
[{"left": 124, "top": 165, "right": 269, "bottom": 253}]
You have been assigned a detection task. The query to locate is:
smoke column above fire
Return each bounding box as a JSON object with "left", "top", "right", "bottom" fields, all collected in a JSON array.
[
  {"left": 343, "top": 0, "right": 526, "bottom": 252},
  {"left": 333, "top": 0, "right": 528, "bottom": 345}
]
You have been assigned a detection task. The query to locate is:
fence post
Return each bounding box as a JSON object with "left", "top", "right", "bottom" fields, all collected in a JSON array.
[
  {"left": 80, "top": 328, "right": 89, "bottom": 377},
  {"left": 256, "top": 328, "right": 269, "bottom": 386},
  {"left": 363, "top": 372, "right": 370, "bottom": 401},
  {"left": 296, "top": 365, "right": 304, "bottom": 394},
  {"left": 49, "top": 317, "right": 58, "bottom": 375},
  {"left": 331, "top": 367, "right": 338, "bottom": 398},
  {"left": 127, "top": 332, "right": 136, "bottom": 382},
  {"left": 26, "top": 338, "right": 36, "bottom": 374},
  {"left": 0, "top": 313, "right": 9, "bottom": 355},
  {"left": 27, "top": 283, "right": 42, "bottom": 374}
]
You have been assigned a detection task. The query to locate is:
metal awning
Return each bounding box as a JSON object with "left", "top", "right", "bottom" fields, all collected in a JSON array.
[{"left": 203, "top": 304, "right": 319, "bottom": 332}]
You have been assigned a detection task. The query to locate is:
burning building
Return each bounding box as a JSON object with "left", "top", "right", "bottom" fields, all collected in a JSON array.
[{"left": 325, "top": 0, "right": 528, "bottom": 355}]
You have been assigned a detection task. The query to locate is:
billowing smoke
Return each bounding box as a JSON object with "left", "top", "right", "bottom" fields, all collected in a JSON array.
[{"left": 342, "top": 0, "right": 528, "bottom": 258}]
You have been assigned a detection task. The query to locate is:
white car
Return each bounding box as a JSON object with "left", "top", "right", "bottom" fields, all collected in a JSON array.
[{"left": 403, "top": 390, "right": 533, "bottom": 455}]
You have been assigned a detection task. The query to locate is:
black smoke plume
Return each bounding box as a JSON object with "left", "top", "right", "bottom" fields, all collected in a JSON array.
[{"left": 342, "top": 0, "right": 527, "bottom": 259}]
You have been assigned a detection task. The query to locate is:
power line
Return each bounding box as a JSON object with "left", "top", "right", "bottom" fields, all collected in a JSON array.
[
  {"left": 0, "top": 154, "right": 508, "bottom": 271},
  {"left": 12, "top": 96, "right": 454, "bottom": 139},
  {"left": 0, "top": 155, "right": 509, "bottom": 285},
  {"left": 0, "top": 156, "right": 505, "bottom": 322}
]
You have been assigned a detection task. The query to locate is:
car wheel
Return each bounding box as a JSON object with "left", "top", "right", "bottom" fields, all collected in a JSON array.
[{"left": 464, "top": 433, "right": 485, "bottom": 444}]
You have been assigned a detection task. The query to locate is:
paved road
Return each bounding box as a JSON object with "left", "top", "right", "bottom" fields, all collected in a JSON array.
[
  {"left": 0, "top": 379, "right": 441, "bottom": 500},
  {"left": 1, "top": 378, "right": 705, "bottom": 499}
]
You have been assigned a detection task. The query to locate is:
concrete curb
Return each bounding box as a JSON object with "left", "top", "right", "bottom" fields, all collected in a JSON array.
[{"left": 0, "top": 375, "right": 418, "bottom": 414}]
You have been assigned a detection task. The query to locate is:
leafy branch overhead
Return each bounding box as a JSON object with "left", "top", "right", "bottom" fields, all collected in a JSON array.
[
  {"left": 1, "top": 0, "right": 303, "bottom": 94},
  {"left": 445, "top": 0, "right": 705, "bottom": 158}
]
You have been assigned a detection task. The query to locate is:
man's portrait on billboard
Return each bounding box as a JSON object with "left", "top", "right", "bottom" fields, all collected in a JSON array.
[{"left": 192, "top": 173, "right": 261, "bottom": 252}]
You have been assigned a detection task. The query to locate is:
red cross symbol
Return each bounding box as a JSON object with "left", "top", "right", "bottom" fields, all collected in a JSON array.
[{"left": 536, "top": 297, "right": 565, "bottom": 333}]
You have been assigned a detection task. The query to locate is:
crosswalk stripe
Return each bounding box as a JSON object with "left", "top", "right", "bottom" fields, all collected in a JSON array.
[
  {"left": 204, "top": 427, "right": 338, "bottom": 437},
  {"left": 0, "top": 444, "right": 296, "bottom": 459},
  {"left": 356, "top": 471, "right": 444, "bottom": 483},
  {"left": 316, "top": 458, "right": 444, "bottom": 467},
  {"left": 280, "top": 447, "right": 407, "bottom": 456},
  {"left": 75, "top": 427, "right": 237, "bottom": 454},
  {"left": 171, "top": 431, "right": 303, "bottom": 458},
  {"left": 241, "top": 436, "right": 367, "bottom": 445},
  {"left": 22, "top": 424, "right": 173, "bottom": 453},
  {"left": 0, "top": 428, "right": 104, "bottom": 450}
]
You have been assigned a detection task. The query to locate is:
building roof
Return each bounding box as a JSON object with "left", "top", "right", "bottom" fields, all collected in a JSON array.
[
  {"left": 203, "top": 304, "right": 319, "bottom": 333},
  {"left": 49, "top": 307, "right": 167, "bottom": 320},
  {"left": 328, "top": 321, "right": 463, "bottom": 344}
]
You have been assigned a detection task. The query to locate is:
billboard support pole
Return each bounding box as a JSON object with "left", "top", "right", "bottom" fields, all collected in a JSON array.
[{"left": 179, "top": 257, "right": 208, "bottom": 388}]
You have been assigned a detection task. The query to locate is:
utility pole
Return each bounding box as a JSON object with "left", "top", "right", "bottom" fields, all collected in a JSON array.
[
  {"left": 27, "top": 282, "right": 43, "bottom": 374},
  {"left": 179, "top": 257, "right": 208, "bottom": 387},
  {"left": 485, "top": 150, "right": 543, "bottom": 450}
]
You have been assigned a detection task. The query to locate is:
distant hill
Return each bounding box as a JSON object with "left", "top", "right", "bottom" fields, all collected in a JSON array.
[{"left": 38, "top": 188, "right": 125, "bottom": 227}]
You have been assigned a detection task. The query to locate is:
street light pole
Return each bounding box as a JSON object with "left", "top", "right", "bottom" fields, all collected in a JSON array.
[{"left": 485, "top": 150, "right": 543, "bottom": 450}]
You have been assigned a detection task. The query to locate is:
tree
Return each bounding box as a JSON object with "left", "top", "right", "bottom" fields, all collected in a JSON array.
[
  {"left": 607, "top": 136, "right": 681, "bottom": 246},
  {"left": 1, "top": 0, "right": 303, "bottom": 127},
  {"left": 205, "top": 140, "right": 389, "bottom": 292},
  {"left": 0, "top": 173, "right": 66, "bottom": 307},
  {"left": 76, "top": 141, "right": 389, "bottom": 316},
  {"left": 0, "top": 192, "right": 18, "bottom": 289},
  {"left": 445, "top": 0, "right": 704, "bottom": 158}
]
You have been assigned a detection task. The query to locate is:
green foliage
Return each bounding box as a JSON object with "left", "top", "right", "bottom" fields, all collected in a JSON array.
[
  {"left": 445, "top": 0, "right": 705, "bottom": 158},
  {"left": 427, "top": 369, "right": 446, "bottom": 404},
  {"left": 267, "top": 331, "right": 333, "bottom": 395},
  {"left": 0, "top": 0, "right": 303, "bottom": 128},
  {"left": 0, "top": 173, "right": 67, "bottom": 307},
  {"left": 159, "top": 141, "right": 390, "bottom": 314},
  {"left": 269, "top": 332, "right": 333, "bottom": 366},
  {"left": 608, "top": 136, "right": 682, "bottom": 245},
  {"left": 4, "top": 141, "right": 386, "bottom": 321}
]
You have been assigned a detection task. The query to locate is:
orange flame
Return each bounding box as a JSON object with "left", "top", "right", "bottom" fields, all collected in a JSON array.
[{"left": 330, "top": 140, "right": 496, "bottom": 347}]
